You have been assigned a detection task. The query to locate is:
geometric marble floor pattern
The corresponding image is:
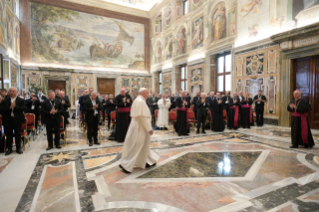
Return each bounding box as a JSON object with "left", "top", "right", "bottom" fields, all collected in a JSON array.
[{"left": 0, "top": 120, "right": 319, "bottom": 212}]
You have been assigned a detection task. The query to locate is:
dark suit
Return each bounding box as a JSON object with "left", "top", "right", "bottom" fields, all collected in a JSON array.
[
  {"left": 26, "top": 97, "right": 41, "bottom": 130},
  {"left": 254, "top": 94, "right": 267, "bottom": 126},
  {"left": 222, "top": 95, "right": 232, "bottom": 112},
  {"left": 1, "top": 97, "right": 26, "bottom": 151},
  {"left": 169, "top": 96, "right": 175, "bottom": 111},
  {"left": 192, "top": 95, "right": 200, "bottom": 120},
  {"left": 196, "top": 98, "right": 208, "bottom": 133},
  {"left": 105, "top": 98, "right": 115, "bottom": 130},
  {"left": 38, "top": 94, "right": 47, "bottom": 126},
  {"left": 41, "top": 99, "right": 63, "bottom": 148},
  {"left": 147, "top": 96, "right": 159, "bottom": 125},
  {"left": 84, "top": 98, "right": 102, "bottom": 143},
  {"left": 61, "top": 97, "right": 70, "bottom": 128}
]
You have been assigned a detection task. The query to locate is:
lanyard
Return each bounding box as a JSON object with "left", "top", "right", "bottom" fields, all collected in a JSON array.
[{"left": 49, "top": 100, "right": 55, "bottom": 109}]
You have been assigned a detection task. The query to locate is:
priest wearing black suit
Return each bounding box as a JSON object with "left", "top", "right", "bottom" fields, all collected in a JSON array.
[
  {"left": 41, "top": 90, "right": 63, "bottom": 150},
  {"left": 2, "top": 87, "right": 26, "bottom": 155},
  {"left": 60, "top": 91, "right": 70, "bottom": 130},
  {"left": 191, "top": 91, "right": 200, "bottom": 120},
  {"left": 211, "top": 93, "right": 225, "bottom": 132},
  {"left": 174, "top": 91, "right": 190, "bottom": 136},
  {"left": 26, "top": 92, "right": 41, "bottom": 132},
  {"left": 253, "top": 90, "right": 267, "bottom": 127},
  {"left": 147, "top": 91, "right": 159, "bottom": 126},
  {"left": 196, "top": 93, "right": 208, "bottom": 134},
  {"left": 84, "top": 92, "right": 102, "bottom": 146}
]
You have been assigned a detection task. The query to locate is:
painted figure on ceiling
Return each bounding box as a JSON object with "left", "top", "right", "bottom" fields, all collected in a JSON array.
[
  {"left": 192, "top": 18, "right": 203, "bottom": 49},
  {"left": 241, "top": 0, "right": 262, "bottom": 19},
  {"left": 211, "top": 5, "right": 226, "bottom": 43}
]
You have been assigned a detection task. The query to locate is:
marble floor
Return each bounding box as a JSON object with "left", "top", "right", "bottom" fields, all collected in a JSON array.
[{"left": 1, "top": 120, "right": 319, "bottom": 212}]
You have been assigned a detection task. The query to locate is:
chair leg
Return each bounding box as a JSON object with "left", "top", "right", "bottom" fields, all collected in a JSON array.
[
  {"left": 27, "top": 135, "right": 30, "bottom": 147},
  {"left": 23, "top": 137, "right": 26, "bottom": 150},
  {"left": 4, "top": 136, "right": 6, "bottom": 152}
]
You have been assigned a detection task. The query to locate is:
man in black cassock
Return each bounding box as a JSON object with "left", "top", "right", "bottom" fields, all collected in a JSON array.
[
  {"left": 174, "top": 91, "right": 190, "bottom": 136},
  {"left": 192, "top": 91, "right": 200, "bottom": 120},
  {"left": 253, "top": 90, "right": 267, "bottom": 127},
  {"left": 287, "top": 90, "right": 314, "bottom": 149},
  {"left": 222, "top": 91, "right": 231, "bottom": 113},
  {"left": 241, "top": 92, "right": 254, "bottom": 128},
  {"left": 228, "top": 92, "right": 241, "bottom": 130},
  {"left": 211, "top": 93, "right": 225, "bottom": 132},
  {"left": 113, "top": 88, "right": 132, "bottom": 142},
  {"left": 196, "top": 93, "right": 208, "bottom": 134},
  {"left": 147, "top": 91, "right": 159, "bottom": 126},
  {"left": 26, "top": 92, "right": 41, "bottom": 132}
]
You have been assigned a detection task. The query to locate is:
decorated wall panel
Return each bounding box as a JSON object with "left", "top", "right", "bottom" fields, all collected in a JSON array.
[
  {"left": 120, "top": 76, "right": 151, "bottom": 94},
  {"left": 234, "top": 45, "right": 280, "bottom": 117},
  {"left": 10, "top": 60, "right": 18, "bottom": 87},
  {"left": 162, "top": 72, "right": 172, "bottom": 93},
  {"left": 188, "top": 63, "right": 205, "bottom": 97},
  {"left": 71, "top": 73, "right": 93, "bottom": 108},
  {"left": 21, "top": 71, "right": 42, "bottom": 94}
]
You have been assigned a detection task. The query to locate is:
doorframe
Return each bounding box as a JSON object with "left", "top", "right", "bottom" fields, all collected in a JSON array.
[
  {"left": 93, "top": 74, "right": 120, "bottom": 95},
  {"left": 43, "top": 74, "right": 71, "bottom": 99},
  {"left": 279, "top": 44, "right": 319, "bottom": 127},
  {"left": 97, "top": 77, "right": 116, "bottom": 95}
]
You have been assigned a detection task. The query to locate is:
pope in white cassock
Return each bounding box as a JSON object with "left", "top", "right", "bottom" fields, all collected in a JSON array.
[
  {"left": 157, "top": 94, "right": 171, "bottom": 130},
  {"left": 120, "top": 88, "right": 160, "bottom": 173}
]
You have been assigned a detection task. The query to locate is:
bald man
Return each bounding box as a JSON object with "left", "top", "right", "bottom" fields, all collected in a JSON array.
[
  {"left": 2, "top": 87, "right": 26, "bottom": 155},
  {"left": 287, "top": 90, "right": 314, "bottom": 149},
  {"left": 112, "top": 88, "right": 132, "bottom": 142}
]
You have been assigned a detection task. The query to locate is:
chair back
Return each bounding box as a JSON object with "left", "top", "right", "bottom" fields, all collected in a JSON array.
[
  {"left": 190, "top": 105, "right": 194, "bottom": 110},
  {"left": 111, "top": 111, "right": 116, "bottom": 120},
  {"left": 171, "top": 109, "right": 177, "bottom": 113},
  {"left": 21, "top": 117, "right": 28, "bottom": 131},
  {"left": 25, "top": 113, "right": 35, "bottom": 125},
  {"left": 169, "top": 111, "right": 177, "bottom": 122},
  {"left": 155, "top": 109, "right": 159, "bottom": 118},
  {"left": 223, "top": 109, "right": 227, "bottom": 118},
  {"left": 60, "top": 116, "right": 64, "bottom": 129},
  {"left": 188, "top": 110, "right": 195, "bottom": 120}
]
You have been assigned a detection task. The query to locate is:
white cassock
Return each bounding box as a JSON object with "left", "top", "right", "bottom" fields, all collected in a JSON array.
[
  {"left": 157, "top": 98, "right": 171, "bottom": 128},
  {"left": 121, "top": 95, "right": 160, "bottom": 172}
]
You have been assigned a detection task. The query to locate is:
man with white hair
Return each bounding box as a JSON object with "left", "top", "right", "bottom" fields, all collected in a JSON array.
[
  {"left": 2, "top": 87, "right": 26, "bottom": 155},
  {"left": 287, "top": 90, "right": 314, "bottom": 149},
  {"left": 156, "top": 94, "right": 171, "bottom": 130},
  {"left": 119, "top": 88, "right": 159, "bottom": 173},
  {"left": 112, "top": 88, "right": 132, "bottom": 142},
  {"left": 196, "top": 93, "right": 208, "bottom": 134}
]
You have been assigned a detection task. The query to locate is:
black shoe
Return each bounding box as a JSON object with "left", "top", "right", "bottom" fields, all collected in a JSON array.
[
  {"left": 46, "top": 147, "right": 53, "bottom": 151},
  {"left": 119, "top": 164, "right": 131, "bottom": 174},
  {"left": 94, "top": 142, "right": 101, "bottom": 145},
  {"left": 146, "top": 163, "right": 157, "bottom": 168},
  {"left": 289, "top": 146, "right": 298, "bottom": 148},
  {"left": 5, "top": 149, "right": 13, "bottom": 156},
  {"left": 56, "top": 145, "right": 62, "bottom": 149},
  {"left": 16, "top": 149, "right": 23, "bottom": 154},
  {"left": 164, "top": 127, "right": 168, "bottom": 130},
  {"left": 89, "top": 142, "right": 93, "bottom": 146}
]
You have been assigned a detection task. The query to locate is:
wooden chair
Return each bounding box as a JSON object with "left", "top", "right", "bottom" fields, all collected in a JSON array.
[
  {"left": 155, "top": 109, "right": 159, "bottom": 123},
  {"left": 25, "top": 113, "right": 36, "bottom": 141},
  {"left": 104, "top": 112, "right": 109, "bottom": 128},
  {"left": 169, "top": 111, "right": 177, "bottom": 125},
  {"left": 4, "top": 117, "right": 29, "bottom": 151},
  {"left": 111, "top": 111, "right": 116, "bottom": 129},
  {"left": 188, "top": 110, "right": 197, "bottom": 128}
]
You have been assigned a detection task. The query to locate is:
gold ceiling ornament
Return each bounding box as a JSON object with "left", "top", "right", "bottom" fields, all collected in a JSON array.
[{"left": 45, "top": 152, "right": 76, "bottom": 163}]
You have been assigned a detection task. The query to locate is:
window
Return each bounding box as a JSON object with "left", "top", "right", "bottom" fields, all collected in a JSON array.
[
  {"left": 183, "top": 0, "right": 189, "bottom": 16},
  {"left": 180, "top": 64, "right": 188, "bottom": 91},
  {"left": 154, "top": 15, "right": 162, "bottom": 33},
  {"left": 14, "top": 0, "right": 19, "bottom": 18},
  {"left": 158, "top": 71, "right": 162, "bottom": 94},
  {"left": 217, "top": 53, "right": 232, "bottom": 93},
  {"left": 3, "top": 59, "right": 11, "bottom": 90}
]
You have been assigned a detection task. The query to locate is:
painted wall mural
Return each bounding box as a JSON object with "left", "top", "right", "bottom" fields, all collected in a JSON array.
[
  {"left": 165, "top": 34, "right": 173, "bottom": 60},
  {"left": 70, "top": 73, "right": 93, "bottom": 107},
  {"left": 192, "top": 16, "right": 204, "bottom": 50},
  {"left": 162, "top": 72, "right": 172, "bottom": 93},
  {"left": 154, "top": 41, "right": 162, "bottom": 64},
  {"left": 176, "top": 26, "right": 187, "bottom": 56},
  {"left": 246, "top": 53, "right": 264, "bottom": 76},
  {"left": 30, "top": 3, "right": 145, "bottom": 70},
  {"left": 189, "top": 63, "right": 205, "bottom": 97},
  {"left": 267, "top": 76, "right": 276, "bottom": 114},
  {"left": 0, "top": 0, "right": 6, "bottom": 47},
  {"left": 210, "top": 2, "right": 227, "bottom": 44},
  {"left": 10, "top": 61, "right": 18, "bottom": 87}
]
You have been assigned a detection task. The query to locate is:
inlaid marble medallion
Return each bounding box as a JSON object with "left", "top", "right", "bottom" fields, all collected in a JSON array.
[{"left": 138, "top": 151, "right": 262, "bottom": 179}]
